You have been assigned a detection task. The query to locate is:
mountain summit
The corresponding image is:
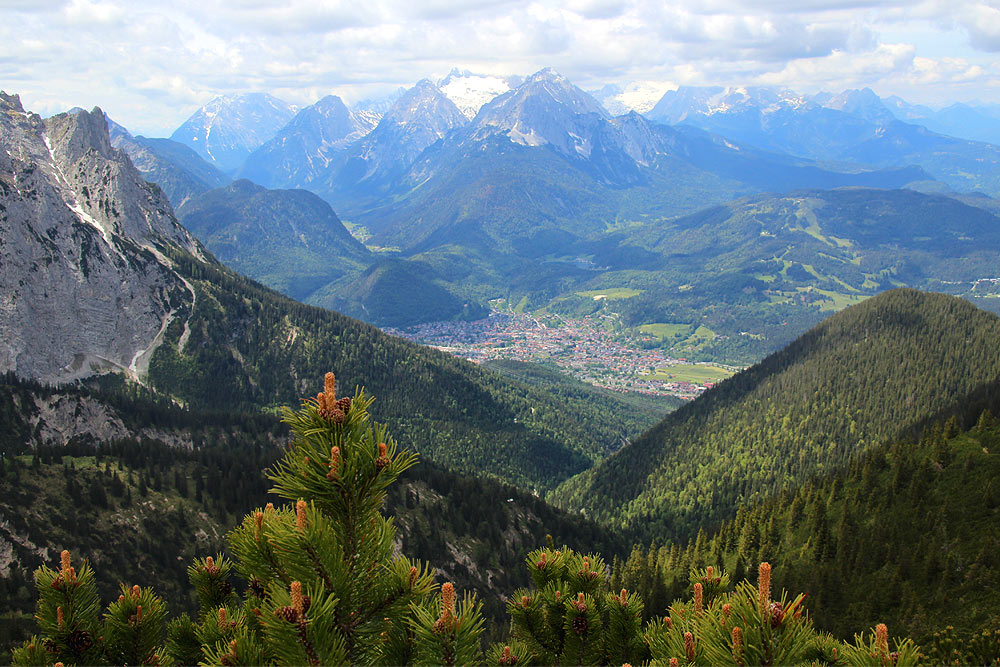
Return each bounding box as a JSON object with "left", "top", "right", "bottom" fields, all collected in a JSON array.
[
  {"left": 0, "top": 93, "right": 201, "bottom": 381},
  {"left": 323, "top": 79, "right": 468, "bottom": 194},
  {"left": 472, "top": 68, "right": 611, "bottom": 153},
  {"left": 170, "top": 92, "right": 295, "bottom": 173},
  {"left": 238, "top": 94, "right": 376, "bottom": 189}
]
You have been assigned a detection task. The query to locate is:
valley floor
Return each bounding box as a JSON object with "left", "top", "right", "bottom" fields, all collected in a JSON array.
[{"left": 383, "top": 305, "right": 740, "bottom": 399}]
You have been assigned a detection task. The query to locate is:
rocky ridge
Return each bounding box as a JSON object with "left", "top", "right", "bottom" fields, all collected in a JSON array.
[{"left": 0, "top": 93, "right": 202, "bottom": 382}]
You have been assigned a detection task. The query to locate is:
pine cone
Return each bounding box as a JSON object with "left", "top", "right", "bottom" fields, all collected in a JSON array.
[
  {"left": 336, "top": 397, "right": 351, "bottom": 413},
  {"left": 218, "top": 581, "right": 234, "bottom": 596},
  {"left": 769, "top": 602, "right": 785, "bottom": 627},
  {"left": 498, "top": 646, "right": 518, "bottom": 665},
  {"left": 274, "top": 606, "right": 299, "bottom": 623},
  {"left": 302, "top": 595, "right": 312, "bottom": 613},
  {"left": 247, "top": 578, "right": 265, "bottom": 599},
  {"left": 572, "top": 615, "right": 588, "bottom": 635},
  {"left": 68, "top": 629, "right": 93, "bottom": 654}
]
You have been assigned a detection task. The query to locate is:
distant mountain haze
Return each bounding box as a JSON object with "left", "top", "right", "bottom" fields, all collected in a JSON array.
[{"left": 170, "top": 92, "right": 296, "bottom": 173}]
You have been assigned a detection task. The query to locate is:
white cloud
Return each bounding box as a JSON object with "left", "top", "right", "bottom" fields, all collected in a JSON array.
[
  {"left": 755, "top": 42, "right": 917, "bottom": 90},
  {"left": 5, "top": 0, "right": 1000, "bottom": 135},
  {"left": 61, "top": 0, "right": 125, "bottom": 25},
  {"left": 961, "top": 3, "right": 1000, "bottom": 51}
]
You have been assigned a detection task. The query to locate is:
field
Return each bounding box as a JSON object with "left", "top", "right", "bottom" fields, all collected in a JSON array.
[
  {"left": 575, "top": 288, "right": 642, "bottom": 300},
  {"left": 639, "top": 322, "right": 691, "bottom": 341},
  {"left": 645, "top": 363, "right": 736, "bottom": 385},
  {"left": 804, "top": 288, "right": 869, "bottom": 311}
]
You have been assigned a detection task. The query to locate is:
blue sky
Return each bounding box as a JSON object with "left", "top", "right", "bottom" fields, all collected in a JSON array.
[{"left": 2, "top": 0, "right": 998, "bottom": 136}]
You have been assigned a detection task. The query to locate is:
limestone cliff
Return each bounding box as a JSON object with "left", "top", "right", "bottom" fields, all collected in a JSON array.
[{"left": 0, "top": 92, "right": 202, "bottom": 382}]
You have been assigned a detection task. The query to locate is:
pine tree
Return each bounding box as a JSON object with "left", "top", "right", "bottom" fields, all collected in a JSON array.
[
  {"left": 11, "top": 551, "right": 170, "bottom": 666},
  {"left": 13, "top": 373, "right": 486, "bottom": 666},
  {"left": 497, "top": 546, "right": 647, "bottom": 666},
  {"left": 175, "top": 372, "right": 485, "bottom": 665}
]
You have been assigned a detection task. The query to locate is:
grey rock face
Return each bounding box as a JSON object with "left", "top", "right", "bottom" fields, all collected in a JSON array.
[
  {"left": 0, "top": 92, "right": 200, "bottom": 382},
  {"left": 468, "top": 69, "right": 667, "bottom": 183},
  {"left": 238, "top": 94, "right": 376, "bottom": 189},
  {"left": 350, "top": 80, "right": 469, "bottom": 182},
  {"left": 169, "top": 92, "right": 296, "bottom": 173}
]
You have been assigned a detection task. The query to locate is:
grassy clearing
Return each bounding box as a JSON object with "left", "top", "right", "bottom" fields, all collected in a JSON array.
[
  {"left": 688, "top": 325, "right": 716, "bottom": 342},
  {"left": 640, "top": 322, "right": 691, "bottom": 341},
  {"left": 645, "top": 363, "right": 735, "bottom": 384},
  {"left": 575, "top": 288, "right": 642, "bottom": 300},
  {"left": 814, "top": 289, "right": 870, "bottom": 310}
]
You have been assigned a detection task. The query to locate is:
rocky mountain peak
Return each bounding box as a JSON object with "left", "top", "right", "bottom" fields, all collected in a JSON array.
[
  {"left": 357, "top": 80, "right": 467, "bottom": 167},
  {"left": 381, "top": 79, "right": 466, "bottom": 128},
  {"left": 236, "top": 93, "right": 375, "bottom": 190},
  {"left": 169, "top": 92, "right": 296, "bottom": 173},
  {"left": 46, "top": 105, "right": 115, "bottom": 164},
  {"left": 820, "top": 87, "right": 895, "bottom": 124},
  {"left": 518, "top": 68, "right": 609, "bottom": 118},
  {"left": 0, "top": 93, "right": 202, "bottom": 382},
  {"left": 1, "top": 90, "right": 24, "bottom": 111},
  {"left": 470, "top": 68, "right": 612, "bottom": 156},
  {"left": 313, "top": 94, "right": 350, "bottom": 115}
]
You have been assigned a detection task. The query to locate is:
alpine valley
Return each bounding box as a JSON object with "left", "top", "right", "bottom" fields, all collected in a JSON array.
[{"left": 3, "top": 60, "right": 1000, "bottom": 665}]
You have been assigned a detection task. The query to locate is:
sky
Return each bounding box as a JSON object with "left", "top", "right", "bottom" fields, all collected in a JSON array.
[{"left": 2, "top": 0, "right": 999, "bottom": 137}]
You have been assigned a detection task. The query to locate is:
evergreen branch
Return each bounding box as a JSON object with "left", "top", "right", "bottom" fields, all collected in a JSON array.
[
  {"left": 297, "top": 620, "right": 321, "bottom": 667},
  {"left": 301, "top": 542, "right": 334, "bottom": 590},
  {"left": 350, "top": 588, "right": 404, "bottom": 631}
]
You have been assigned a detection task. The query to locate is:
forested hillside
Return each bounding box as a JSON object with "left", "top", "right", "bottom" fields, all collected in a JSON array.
[
  {"left": 145, "top": 249, "right": 660, "bottom": 491},
  {"left": 614, "top": 407, "right": 1000, "bottom": 647},
  {"left": 553, "top": 290, "right": 1000, "bottom": 539},
  {"left": 0, "top": 376, "right": 624, "bottom": 658},
  {"left": 175, "top": 180, "right": 372, "bottom": 303}
]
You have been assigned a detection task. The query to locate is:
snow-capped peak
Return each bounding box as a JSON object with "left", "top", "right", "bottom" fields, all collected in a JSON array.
[
  {"left": 437, "top": 68, "right": 520, "bottom": 119},
  {"left": 592, "top": 81, "right": 677, "bottom": 116}
]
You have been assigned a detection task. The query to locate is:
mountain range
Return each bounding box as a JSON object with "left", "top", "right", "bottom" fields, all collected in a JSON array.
[
  {"left": 113, "top": 70, "right": 996, "bottom": 344},
  {"left": 0, "top": 93, "right": 666, "bottom": 491},
  {"left": 646, "top": 85, "right": 1000, "bottom": 196},
  {"left": 4, "top": 82, "right": 1000, "bottom": 658}
]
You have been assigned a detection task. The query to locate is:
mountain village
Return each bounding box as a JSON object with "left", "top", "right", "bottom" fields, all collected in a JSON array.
[{"left": 386, "top": 307, "right": 736, "bottom": 399}]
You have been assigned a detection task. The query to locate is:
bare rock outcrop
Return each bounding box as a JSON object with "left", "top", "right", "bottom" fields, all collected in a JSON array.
[{"left": 0, "top": 92, "right": 201, "bottom": 382}]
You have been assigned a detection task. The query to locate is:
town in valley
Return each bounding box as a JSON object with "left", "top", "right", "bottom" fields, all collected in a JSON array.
[{"left": 384, "top": 301, "right": 740, "bottom": 400}]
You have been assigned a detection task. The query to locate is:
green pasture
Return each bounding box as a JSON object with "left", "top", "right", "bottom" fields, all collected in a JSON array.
[{"left": 645, "top": 363, "right": 735, "bottom": 385}]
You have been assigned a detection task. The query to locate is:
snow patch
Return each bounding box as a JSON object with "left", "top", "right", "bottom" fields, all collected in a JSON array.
[
  {"left": 610, "top": 81, "right": 677, "bottom": 115},
  {"left": 507, "top": 123, "right": 546, "bottom": 147},
  {"left": 440, "top": 73, "right": 512, "bottom": 119},
  {"left": 42, "top": 131, "right": 127, "bottom": 262}
]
